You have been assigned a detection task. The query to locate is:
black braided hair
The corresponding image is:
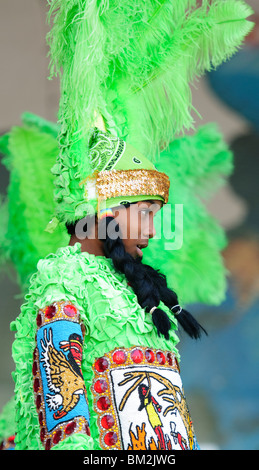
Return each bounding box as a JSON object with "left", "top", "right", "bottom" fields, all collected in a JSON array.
[{"left": 66, "top": 213, "right": 207, "bottom": 340}]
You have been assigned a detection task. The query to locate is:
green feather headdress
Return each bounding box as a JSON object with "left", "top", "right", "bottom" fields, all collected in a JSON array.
[
  {"left": 0, "top": 0, "right": 254, "bottom": 306},
  {"left": 46, "top": 0, "right": 253, "bottom": 224}
]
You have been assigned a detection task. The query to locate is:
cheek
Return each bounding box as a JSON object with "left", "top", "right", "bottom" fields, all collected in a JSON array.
[
  {"left": 115, "top": 209, "right": 140, "bottom": 240},
  {"left": 122, "top": 238, "right": 137, "bottom": 256}
]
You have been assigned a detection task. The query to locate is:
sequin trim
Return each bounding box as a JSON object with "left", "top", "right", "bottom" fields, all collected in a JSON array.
[
  {"left": 96, "top": 169, "right": 169, "bottom": 204},
  {"left": 33, "top": 301, "right": 90, "bottom": 450},
  {"left": 80, "top": 169, "right": 169, "bottom": 205}
]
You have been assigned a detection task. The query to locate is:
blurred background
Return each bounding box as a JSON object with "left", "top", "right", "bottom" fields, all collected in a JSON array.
[{"left": 0, "top": 0, "right": 258, "bottom": 450}]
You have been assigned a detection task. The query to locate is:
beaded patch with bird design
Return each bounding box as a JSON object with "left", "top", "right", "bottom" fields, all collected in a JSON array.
[{"left": 33, "top": 301, "right": 90, "bottom": 450}]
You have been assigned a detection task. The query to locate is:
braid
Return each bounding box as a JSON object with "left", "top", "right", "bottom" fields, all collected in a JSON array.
[
  {"left": 140, "top": 264, "right": 207, "bottom": 339},
  {"left": 66, "top": 216, "right": 207, "bottom": 340},
  {"left": 99, "top": 216, "right": 171, "bottom": 340},
  {"left": 98, "top": 216, "right": 207, "bottom": 340}
]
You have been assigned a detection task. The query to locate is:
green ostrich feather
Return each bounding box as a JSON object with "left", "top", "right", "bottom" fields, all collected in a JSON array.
[{"left": 46, "top": 0, "right": 253, "bottom": 223}]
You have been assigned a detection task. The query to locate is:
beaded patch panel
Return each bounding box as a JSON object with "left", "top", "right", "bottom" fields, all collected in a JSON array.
[
  {"left": 33, "top": 301, "right": 90, "bottom": 450},
  {"left": 91, "top": 346, "right": 198, "bottom": 451}
]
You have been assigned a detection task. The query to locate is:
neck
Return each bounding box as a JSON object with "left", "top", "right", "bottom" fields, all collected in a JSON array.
[{"left": 69, "top": 234, "right": 106, "bottom": 257}]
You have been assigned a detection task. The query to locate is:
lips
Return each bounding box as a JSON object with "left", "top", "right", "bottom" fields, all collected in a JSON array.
[{"left": 136, "top": 243, "right": 148, "bottom": 257}]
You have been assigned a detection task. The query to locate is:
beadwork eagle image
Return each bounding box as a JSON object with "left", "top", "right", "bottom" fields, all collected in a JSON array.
[{"left": 40, "top": 327, "right": 86, "bottom": 419}]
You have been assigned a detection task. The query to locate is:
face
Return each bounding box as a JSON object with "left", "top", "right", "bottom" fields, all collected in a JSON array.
[{"left": 112, "top": 200, "right": 162, "bottom": 259}]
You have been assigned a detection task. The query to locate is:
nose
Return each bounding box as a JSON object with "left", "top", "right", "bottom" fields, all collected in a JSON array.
[{"left": 143, "top": 213, "right": 156, "bottom": 240}]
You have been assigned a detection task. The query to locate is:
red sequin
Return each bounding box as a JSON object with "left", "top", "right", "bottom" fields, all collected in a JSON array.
[
  {"left": 45, "top": 304, "right": 56, "bottom": 319},
  {"left": 45, "top": 438, "right": 52, "bottom": 450},
  {"left": 97, "top": 396, "right": 111, "bottom": 411},
  {"left": 95, "top": 357, "right": 109, "bottom": 372},
  {"left": 40, "top": 427, "right": 45, "bottom": 443},
  {"left": 112, "top": 350, "right": 127, "bottom": 364},
  {"left": 85, "top": 423, "right": 91, "bottom": 436},
  {"left": 39, "top": 411, "right": 44, "bottom": 427},
  {"left": 65, "top": 421, "right": 76, "bottom": 435},
  {"left": 104, "top": 432, "right": 118, "bottom": 446},
  {"left": 167, "top": 352, "right": 173, "bottom": 366},
  {"left": 101, "top": 415, "right": 115, "bottom": 430},
  {"left": 32, "top": 361, "right": 38, "bottom": 376},
  {"left": 131, "top": 349, "right": 143, "bottom": 363},
  {"left": 33, "top": 378, "right": 40, "bottom": 393},
  {"left": 156, "top": 351, "right": 166, "bottom": 365},
  {"left": 145, "top": 349, "right": 155, "bottom": 363},
  {"left": 94, "top": 379, "right": 108, "bottom": 393},
  {"left": 36, "top": 394, "right": 42, "bottom": 410},
  {"left": 53, "top": 429, "right": 62, "bottom": 445},
  {"left": 63, "top": 304, "right": 77, "bottom": 317},
  {"left": 36, "top": 313, "right": 42, "bottom": 327}
]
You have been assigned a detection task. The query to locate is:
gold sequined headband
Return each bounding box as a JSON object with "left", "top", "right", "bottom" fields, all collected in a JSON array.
[
  {"left": 96, "top": 169, "right": 169, "bottom": 203},
  {"left": 80, "top": 168, "right": 170, "bottom": 211}
]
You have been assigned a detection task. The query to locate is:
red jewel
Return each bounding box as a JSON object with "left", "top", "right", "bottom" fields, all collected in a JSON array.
[
  {"left": 8, "top": 435, "right": 15, "bottom": 443},
  {"left": 36, "top": 313, "right": 42, "bottom": 327},
  {"left": 156, "top": 351, "right": 166, "bottom": 365},
  {"left": 65, "top": 421, "right": 76, "bottom": 435},
  {"left": 45, "top": 304, "right": 56, "bottom": 319},
  {"left": 145, "top": 349, "right": 155, "bottom": 363},
  {"left": 97, "top": 396, "right": 111, "bottom": 411},
  {"left": 85, "top": 422, "right": 91, "bottom": 436},
  {"left": 94, "top": 379, "right": 108, "bottom": 393},
  {"left": 63, "top": 304, "right": 77, "bottom": 317},
  {"left": 101, "top": 415, "right": 115, "bottom": 430},
  {"left": 32, "top": 361, "right": 38, "bottom": 376},
  {"left": 167, "top": 352, "right": 173, "bottom": 366},
  {"left": 131, "top": 349, "right": 143, "bottom": 363},
  {"left": 36, "top": 394, "right": 42, "bottom": 410},
  {"left": 39, "top": 411, "right": 44, "bottom": 426},
  {"left": 104, "top": 431, "right": 118, "bottom": 446},
  {"left": 33, "top": 348, "right": 37, "bottom": 361},
  {"left": 40, "top": 427, "right": 45, "bottom": 443},
  {"left": 112, "top": 350, "right": 127, "bottom": 364},
  {"left": 45, "top": 438, "right": 52, "bottom": 450},
  {"left": 53, "top": 429, "right": 62, "bottom": 445},
  {"left": 33, "top": 378, "right": 40, "bottom": 393},
  {"left": 95, "top": 357, "right": 109, "bottom": 372}
]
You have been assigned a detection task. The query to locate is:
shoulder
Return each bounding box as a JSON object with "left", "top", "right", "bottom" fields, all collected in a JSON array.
[
  {"left": 25, "top": 243, "right": 112, "bottom": 308},
  {"left": 33, "top": 243, "right": 99, "bottom": 283}
]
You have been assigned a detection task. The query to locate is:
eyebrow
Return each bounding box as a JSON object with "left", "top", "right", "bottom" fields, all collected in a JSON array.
[{"left": 142, "top": 200, "right": 163, "bottom": 208}]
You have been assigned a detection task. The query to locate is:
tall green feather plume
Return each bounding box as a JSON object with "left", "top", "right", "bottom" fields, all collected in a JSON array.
[{"left": 47, "top": 0, "right": 253, "bottom": 223}]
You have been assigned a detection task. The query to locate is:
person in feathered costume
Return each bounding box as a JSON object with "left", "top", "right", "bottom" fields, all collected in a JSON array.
[{"left": 0, "top": 0, "right": 254, "bottom": 451}]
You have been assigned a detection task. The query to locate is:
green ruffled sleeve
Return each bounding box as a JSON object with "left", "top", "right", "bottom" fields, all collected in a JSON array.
[
  {"left": 11, "top": 244, "right": 95, "bottom": 450},
  {"left": 11, "top": 243, "right": 180, "bottom": 450}
]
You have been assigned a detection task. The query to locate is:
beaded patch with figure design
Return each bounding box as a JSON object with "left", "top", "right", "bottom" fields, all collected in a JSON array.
[
  {"left": 33, "top": 301, "right": 91, "bottom": 450},
  {"left": 92, "top": 346, "right": 199, "bottom": 450}
]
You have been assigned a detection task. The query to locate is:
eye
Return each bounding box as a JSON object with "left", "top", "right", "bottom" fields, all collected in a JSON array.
[{"left": 140, "top": 209, "right": 149, "bottom": 216}]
